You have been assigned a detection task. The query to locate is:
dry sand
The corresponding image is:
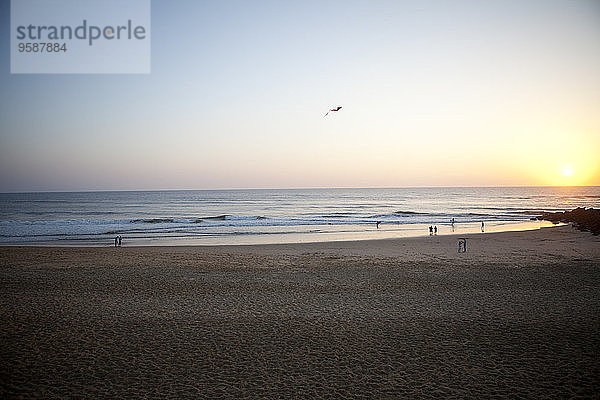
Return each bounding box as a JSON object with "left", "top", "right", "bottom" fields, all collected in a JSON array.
[{"left": 1, "top": 225, "right": 599, "bottom": 398}]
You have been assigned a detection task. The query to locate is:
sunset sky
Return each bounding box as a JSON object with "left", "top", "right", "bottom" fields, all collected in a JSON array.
[{"left": 1, "top": 0, "right": 599, "bottom": 191}]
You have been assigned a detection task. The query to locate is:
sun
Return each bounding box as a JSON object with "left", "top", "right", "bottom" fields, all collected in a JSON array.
[
  {"left": 561, "top": 167, "right": 574, "bottom": 177},
  {"left": 552, "top": 164, "right": 578, "bottom": 186}
]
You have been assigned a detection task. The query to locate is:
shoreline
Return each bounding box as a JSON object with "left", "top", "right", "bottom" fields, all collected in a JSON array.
[
  {"left": 2, "top": 224, "right": 598, "bottom": 261},
  {"left": 0, "top": 219, "right": 559, "bottom": 248}
]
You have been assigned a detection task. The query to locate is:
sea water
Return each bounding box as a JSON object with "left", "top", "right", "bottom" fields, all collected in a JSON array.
[{"left": 0, "top": 187, "right": 598, "bottom": 246}]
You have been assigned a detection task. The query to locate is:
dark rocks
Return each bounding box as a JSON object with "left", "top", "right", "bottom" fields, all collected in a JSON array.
[{"left": 536, "top": 207, "right": 600, "bottom": 235}]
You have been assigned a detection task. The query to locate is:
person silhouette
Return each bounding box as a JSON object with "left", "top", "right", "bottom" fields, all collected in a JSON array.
[
  {"left": 429, "top": 226, "right": 433, "bottom": 235},
  {"left": 376, "top": 221, "right": 381, "bottom": 229},
  {"left": 118, "top": 236, "right": 122, "bottom": 246},
  {"left": 434, "top": 226, "right": 438, "bottom": 235},
  {"left": 481, "top": 221, "right": 485, "bottom": 232},
  {"left": 114, "top": 236, "right": 118, "bottom": 248},
  {"left": 458, "top": 238, "right": 468, "bottom": 252}
]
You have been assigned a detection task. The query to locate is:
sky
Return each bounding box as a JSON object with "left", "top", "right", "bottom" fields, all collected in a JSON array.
[{"left": 0, "top": 0, "right": 599, "bottom": 191}]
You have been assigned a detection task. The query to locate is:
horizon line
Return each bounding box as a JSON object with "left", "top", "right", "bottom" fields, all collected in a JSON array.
[{"left": 1, "top": 184, "right": 599, "bottom": 194}]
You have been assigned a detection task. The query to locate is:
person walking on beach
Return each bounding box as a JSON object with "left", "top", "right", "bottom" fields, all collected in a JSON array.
[
  {"left": 114, "top": 236, "right": 118, "bottom": 248},
  {"left": 481, "top": 221, "right": 485, "bottom": 232},
  {"left": 429, "top": 226, "right": 433, "bottom": 235},
  {"left": 118, "top": 236, "right": 122, "bottom": 247},
  {"left": 451, "top": 217, "right": 455, "bottom": 225},
  {"left": 458, "top": 238, "right": 468, "bottom": 252},
  {"left": 434, "top": 226, "right": 438, "bottom": 235},
  {"left": 376, "top": 221, "right": 381, "bottom": 229}
]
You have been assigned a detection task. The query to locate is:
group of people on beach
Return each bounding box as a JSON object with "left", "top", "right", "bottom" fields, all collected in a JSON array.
[
  {"left": 427, "top": 219, "right": 484, "bottom": 236},
  {"left": 114, "top": 236, "right": 122, "bottom": 247},
  {"left": 380, "top": 218, "right": 485, "bottom": 236}
]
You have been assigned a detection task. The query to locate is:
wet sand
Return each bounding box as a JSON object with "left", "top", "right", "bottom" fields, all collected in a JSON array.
[{"left": 1, "top": 226, "right": 599, "bottom": 398}]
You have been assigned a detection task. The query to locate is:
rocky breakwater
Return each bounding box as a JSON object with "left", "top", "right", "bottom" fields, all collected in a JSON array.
[{"left": 536, "top": 207, "right": 600, "bottom": 235}]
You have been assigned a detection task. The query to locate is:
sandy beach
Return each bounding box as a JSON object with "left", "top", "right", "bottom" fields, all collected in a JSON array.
[{"left": 1, "top": 225, "right": 599, "bottom": 398}]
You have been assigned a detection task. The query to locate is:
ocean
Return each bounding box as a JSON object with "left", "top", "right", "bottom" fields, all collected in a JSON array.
[{"left": 0, "top": 187, "right": 598, "bottom": 246}]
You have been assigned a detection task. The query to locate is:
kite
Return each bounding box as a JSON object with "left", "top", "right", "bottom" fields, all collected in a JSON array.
[{"left": 324, "top": 106, "right": 342, "bottom": 117}]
